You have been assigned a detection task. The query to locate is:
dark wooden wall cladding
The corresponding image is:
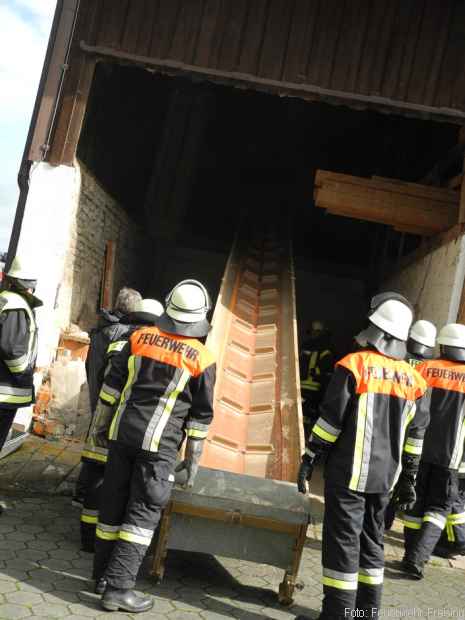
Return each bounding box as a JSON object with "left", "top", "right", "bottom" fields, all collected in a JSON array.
[
  {"left": 84, "top": 0, "right": 465, "bottom": 114},
  {"left": 49, "top": 0, "right": 465, "bottom": 164}
]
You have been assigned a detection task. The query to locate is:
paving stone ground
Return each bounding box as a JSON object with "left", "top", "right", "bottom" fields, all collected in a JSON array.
[{"left": 0, "top": 437, "right": 463, "bottom": 619}]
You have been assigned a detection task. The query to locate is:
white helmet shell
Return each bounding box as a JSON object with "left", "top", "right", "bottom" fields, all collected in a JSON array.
[
  {"left": 166, "top": 280, "right": 211, "bottom": 324},
  {"left": 134, "top": 298, "right": 164, "bottom": 317},
  {"left": 437, "top": 323, "right": 465, "bottom": 348},
  {"left": 369, "top": 299, "right": 413, "bottom": 341},
  {"left": 6, "top": 255, "right": 37, "bottom": 281},
  {"left": 410, "top": 320, "right": 437, "bottom": 348}
]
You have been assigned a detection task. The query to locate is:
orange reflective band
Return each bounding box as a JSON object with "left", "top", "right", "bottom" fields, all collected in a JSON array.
[
  {"left": 130, "top": 327, "right": 215, "bottom": 377},
  {"left": 416, "top": 359, "right": 465, "bottom": 394},
  {"left": 337, "top": 351, "right": 427, "bottom": 401}
]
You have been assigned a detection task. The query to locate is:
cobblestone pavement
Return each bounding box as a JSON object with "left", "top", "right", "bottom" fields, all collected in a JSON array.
[{"left": 0, "top": 495, "right": 460, "bottom": 619}]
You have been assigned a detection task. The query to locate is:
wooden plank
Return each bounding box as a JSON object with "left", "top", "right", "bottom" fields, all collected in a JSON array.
[
  {"left": 217, "top": 0, "right": 249, "bottom": 72},
  {"left": 435, "top": 1, "right": 465, "bottom": 109},
  {"left": 237, "top": 0, "right": 269, "bottom": 76},
  {"left": 193, "top": 0, "right": 222, "bottom": 67},
  {"left": 311, "top": 0, "right": 345, "bottom": 89},
  {"left": 369, "top": 0, "right": 397, "bottom": 96},
  {"left": 396, "top": 0, "right": 425, "bottom": 101},
  {"left": 281, "top": 0, "right": 313, "bottom": 83},
  {"left": 344, "top": 0, "right": 370, "bottom": 93},
  {"left": 134, "top": 0, "right": 159, "bottom": 56},
  {"left": 329, "top": 0, "right": 362, "bottom": 91},
  {"left": 149, "top": 0, "right": 181, "bottom": 59},
  {"left": 101, "top": 240, "right": 116, "bottom": 309},
  {"left": 97, "top": 0, "right": 129, "bottom": 48},
  {"left": 170, "top": 0, "right": 205, "bottom": 64},
  {"left": 423, "top": 0, "right": 452, "bottom": 106},
  {"left": 316, "top": 171, "right": 458, "bottom": 204},
  {"left": 258, "top": 0, "right": 294, "bottom": 80},
  {"left": 357, "top": 0, "right": 391, "bottom": 96},
  {"left": 381, "top": 0, "right": 414, "bottom": 99},
  {"left": 121, "top": 0, "right": 145, "bottom": 54}
]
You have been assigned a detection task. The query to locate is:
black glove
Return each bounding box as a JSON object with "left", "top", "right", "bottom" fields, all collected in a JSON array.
[
  {"left": 175, "top": 438, "right": 204, "bottom": 489},
  {"left": 392, "top": 473, "right": 416, "bottom": 512},
  {"left": 297, "top": 454, "right": 314, "bottom": 494}
]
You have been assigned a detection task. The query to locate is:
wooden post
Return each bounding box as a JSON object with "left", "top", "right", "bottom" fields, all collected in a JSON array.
[{"left": 100, "top": 241, "right": 115, "bottom": 310}]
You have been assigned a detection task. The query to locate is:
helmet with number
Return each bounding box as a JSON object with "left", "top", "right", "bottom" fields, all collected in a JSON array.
[
  {"left": 157, "top": 280, "right": 211, "bottom": 338},
  {"left": 407, "top": 320, "right": 436, "bottom": 360},
  {"left": 355, "top": 292, "right": 414, "bottom": 360},
  {"left": 437, "top": 323, "right": 465, "bottom": 362}
]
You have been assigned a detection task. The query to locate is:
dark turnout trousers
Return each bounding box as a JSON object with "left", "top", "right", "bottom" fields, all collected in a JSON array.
[
  {"left": 0, "top": 408, "right": 17, "bottom": 450},
  {"left": 404, "top": 462, "right": 459, "bottom": 566},
  {"left": 80, "top": 461, "right": 105, "bottom": 551},
  {"left": 322, "top": 481, "right": 389, "bottom": 620},
  {"left": 93, "top": 441, "right": 174, "bottom": 589}
]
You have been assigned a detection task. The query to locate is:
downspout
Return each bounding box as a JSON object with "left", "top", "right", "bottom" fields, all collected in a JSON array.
[{"left": 7, "top": 0, "right": 81, "bottom": 268}]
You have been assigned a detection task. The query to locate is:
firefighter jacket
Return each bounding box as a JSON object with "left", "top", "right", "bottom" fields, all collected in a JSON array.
[
  {"left": 99, "top": 325, "right": 216, "bottom": 464},
  {"left": 0, "top": 289, "right": 41, "bottom": 409},
  {"left": 83, "top": 311, "right": 159, "bottom": 464},
  {"left": 299, "top": 337, "right": 334, "bottom": 396},
  {"left": 415, "top": 359, "right": 465, "bottom": 471},
  {"left": 86, "top": 309, "right": 135, "bottom": 413},
  {"left": 306, "top": 349, "right": 429, "bottom": 493}
]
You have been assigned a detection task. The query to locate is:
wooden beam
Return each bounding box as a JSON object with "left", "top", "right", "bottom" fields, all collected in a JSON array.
[
  {"left": 459, "top": 157, "right": 465, "bottom": 224},
  {"left": 314, "top": 170, "right": 459, "bottom": 236}
]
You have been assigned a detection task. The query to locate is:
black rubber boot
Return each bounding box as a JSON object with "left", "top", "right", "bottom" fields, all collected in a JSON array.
[
  {"left": 101, "top": 587, "right": 153, "bottom": 613},
  {"left": 400, "top": 559, "right": 424, "bottom": 580},
  {"left": 94, "top": 578, "right": 107, "bottom": 595}
]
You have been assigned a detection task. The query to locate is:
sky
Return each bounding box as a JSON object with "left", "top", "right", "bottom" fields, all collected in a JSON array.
[{"left": 0, "top": 0, "right": 57, "bottom": 252}]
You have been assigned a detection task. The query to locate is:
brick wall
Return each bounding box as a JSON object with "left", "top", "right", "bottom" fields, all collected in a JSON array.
[
  {"left": 68, "top": 162, "right": 151, "bottom": 332},
  {"left": 385, "top": 235, "right": 465, "bottom": 329}
]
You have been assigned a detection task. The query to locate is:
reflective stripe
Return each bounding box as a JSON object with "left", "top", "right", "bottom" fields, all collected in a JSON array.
[
  {"left": 120, "top": 523, "right": 153, "bottom": 545},
  {"left": 358, "top": 567, "right": 384, "bottom": 585},
  {"left": 81, "top": 448, "right": 108, "bottom": 463},
  {"left": 81, "top": 509, "right": 98, "bottom": 524},
  {"left": 100, "top": 391, "right": 116, "bottom": 406},
  {"left": 0, "top": 393, "right": 31, "bottom": 404},
  {"left": 404, "top": 437, "right": 423, "bottom": 456},
  {"left": 186, "top": 420, "right": 210, "bottom": 439},
  {"left": 109, "top": 356, "right": 140, "bottom": 440},
  {"left": 358, "top": 391, "right": 374, "bottom": 492},
  {"left": 449, "top": 402, "right": 465, "bottom": 470},
  {"left": 349, "top": 393, "right": 367, "bottom": 491},
  {"left": 150, "top": 370, "right": 191, "bottom": 452},
  {"left": 305, "top": 447, "right": 316, "bottom": 459},
  {"left": 403, "top": 515, "right": 422, "bottom": 530},
  {"left": 187, "top": 428, "right": 208, "bottom": 439},
  {"left": 96, "top": 523, "right": 119, "bottom": 540},
  {"left": 4, "top": 353, "right": 29, "bottom": 373},
  {"left": 447, "top": 522, "right": 455, "bottom": 543},
  {"left": 313, "top": 417, "right": 340, "bottom": 443},
  {"left": 322, "top": 568, "right": 358, "bottom": 591},
  {"left": 142, "top": 370, "right": 182, "bottom": 451},
  {"left": 447, "top": 512, "right": 465, "bottom": 526},
  {"left": 423, "top": 512, "right": 447, "bottom": 530},
  {"left": 107, "top": 340, "right": 126, "bottom": 354}
]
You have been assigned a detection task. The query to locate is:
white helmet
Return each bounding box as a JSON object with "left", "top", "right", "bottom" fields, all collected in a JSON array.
[
  {"left": 369, "top": 297, "right": 413, "bottom": 341},
  {"left": 165, "top": 280, "right": 211, "bottom": 324},
  {"left": 134, "top": 298, "right": 164, "bottom": 317},
  {"left": 6, "top": 255, "right": 37, "bottom": 281},
  {"left": 437, "top": 323, "right": 465, "bottom": 348},
  {"left": 410, "top": 320, "right": 437, "bottom": 348}
]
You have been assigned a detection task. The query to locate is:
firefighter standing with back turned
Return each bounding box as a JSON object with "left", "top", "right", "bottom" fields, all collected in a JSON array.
[
  {"left": 79, "top": 293, "right": 164, "bottom": 552},
  {"left": 401, "top": 323, "right": 465, "bottom": 578},
  {"left": 91, "top": 280, "right": 216, "bottom": 614},
  {"left": 295, "top": 293, "right": 429, "bottom": 620},
  {"left": 0, "top": 256, "right": 42, "bottom": 513},
  {"left": 384, "top": 319, "right": 437, "bottom": 530},
  {"left": 299, "top": 320, "right": 334, "bottom": 439}
]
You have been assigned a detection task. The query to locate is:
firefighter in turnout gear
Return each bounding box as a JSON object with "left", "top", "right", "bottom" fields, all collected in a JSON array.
[
  {"left": 92, "top": 280, "right": 216, "bottom": 614},
  {"left": 385, "top": 319, "right": 437, "bottom": 530},
  {"left": 75, "top": 287, "right": 142, "bottom": 509},
  {"left": 79, "top": 295, "right": 163, "bottom": 552},
  {"left": 295, "top": 293, "right": 429, "bottom": 620},
  {"left": 299, "top": 320, "right": 334, "bottom": 439},
  {"left": 401, "top": 323, "right": 465, "bottom": 579},
  {"left": 0, "top": 256, "right": 41, "bottom": 491}
]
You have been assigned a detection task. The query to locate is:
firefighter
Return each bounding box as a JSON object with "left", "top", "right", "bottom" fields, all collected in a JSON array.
[
  {"left": 401, "top": 323, "right": 465, "bottom": 579},
  {"left": 385, "top": 319, "right": 437, "bottom": 530},
  {"left": 91, "top": 279, "right": 216, "bottom": 613},
  {"left": 73, "top": 287, "right": 142, "bottom": 509},
  {"left": 299, "top": 320, "right": 334, "bottom": 439},
  {"left": 295, "top": 293, "right": 429, "bottom": 620},
  {"left": 79, "top": 295, "right": 163, "bottom": 552},
  {"left": 0, "top": 256, "right": 42, "bottom": 511}
]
